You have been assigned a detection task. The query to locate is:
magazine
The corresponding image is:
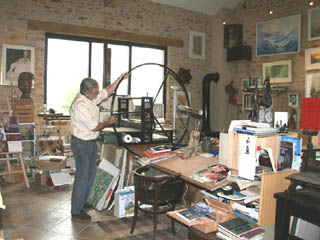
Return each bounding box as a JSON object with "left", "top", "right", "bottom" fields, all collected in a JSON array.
[
  {"left": 177, "top": 202, "right": 214, "bottom": 222},
  {"left": 192, "top": 165, "right": 229, "bottom": 183},
  {"left": 277, "top": 141, "right": 294, "bottom": 171},
  {"left": 149, "top": 145, "right": 172, "bottom": 154}
]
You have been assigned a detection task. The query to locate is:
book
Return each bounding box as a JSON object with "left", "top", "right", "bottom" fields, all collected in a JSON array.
[
  {"left": 176, "top": 202, "right": 214, "bottom": 222},
  {"left": 280, "top": 136, "right": 302, "bottom": 170},
  {"left": 233, "top": 127, "right": 277, "bottom": 136},
  {"left": 192, "top": 164, "right": 229, "bottom": 183},
  {"left": 149, "top": 145, "right": 172, "bottom": 154},
  {"left": 217, "top": 190, "right": 247, "bottom": 201},
  {"left": 143, "top": 149, "right": 173, "bottom": 158},
  {"left": 277, "top": 141, "right": 294, "bottom": 171},
  {"left": 258, "top": 147, "right": 276, "bottom": 172},
  {"left": 227, "top": 175, "right": 261, "bottom": 190},
  {"left": 218, "top": 216, "right": 261, "bottom": 238}
]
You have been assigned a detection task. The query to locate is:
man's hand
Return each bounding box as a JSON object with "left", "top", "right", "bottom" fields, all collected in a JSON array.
[
  {"left": 106, "top": 72, "right": 130, "bottom": 96},
  {"left": 92, "top": 116, "right": 116, "bottom": 131}
]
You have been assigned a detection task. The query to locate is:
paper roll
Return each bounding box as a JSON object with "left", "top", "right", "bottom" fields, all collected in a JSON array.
[{"left": 121, "top": 134, "right": 133, "bottom": 143}]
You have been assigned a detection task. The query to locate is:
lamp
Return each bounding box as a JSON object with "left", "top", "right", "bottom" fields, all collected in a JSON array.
[{"left": 309, "top": 0, "right": 315, "bottom": 6}]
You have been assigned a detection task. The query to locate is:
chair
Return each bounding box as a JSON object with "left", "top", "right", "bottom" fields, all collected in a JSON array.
[{"left": 130, "top": 165, "right": 185, "bottom": 240}]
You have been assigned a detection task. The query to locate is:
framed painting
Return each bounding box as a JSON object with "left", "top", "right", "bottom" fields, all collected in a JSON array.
[
  {"left": 189, "top": 31, "right": 205, "bottom": 59},
  {"left": 305, "top": 47, "right": 320, "bottom": 70},
  {"left": 1, "top": 44, "right": 35, "bottom": 86},
  {"left": 262, "top": 60, "right": 292, "bottom": 84},
  {"left": 305, "top": 73, "right": 320, "bottom": 97},
  {"left": 308, "top": 7, "right": 320, "bottom": 41},
  {"left": 288, "top": 93, "right": 299, "bottom": 107},
  {"left": 256, "top": 15, "right": 301, "bottom": 56},
  {"left": 224, "top": 24, "right": 243, "bottom": 48}
]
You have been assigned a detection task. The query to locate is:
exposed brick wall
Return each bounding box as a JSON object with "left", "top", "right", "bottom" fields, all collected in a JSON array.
[
  {"left": 0, "top": 0, "right": 319, "bottom": 141},
  {"left": 213, "top": 0, "right": 320, "bottom": 129},
  {"left": 0, "top": 0, "right": 213, "bottom": 140}
]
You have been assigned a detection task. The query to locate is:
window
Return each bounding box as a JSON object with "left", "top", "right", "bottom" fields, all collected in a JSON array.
[{"left": 45, "top": 34, "right": 167, "bottom": 116}]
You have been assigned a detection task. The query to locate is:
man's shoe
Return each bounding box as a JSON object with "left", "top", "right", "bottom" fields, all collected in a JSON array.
[
  {"left": 83, "top": 202, "right": 93, "bottom": 209},
  {"left": 72, "top": 210, "right": 91, "bottom": 221}
]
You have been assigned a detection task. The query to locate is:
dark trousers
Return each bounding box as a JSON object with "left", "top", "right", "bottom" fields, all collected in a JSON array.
[{"left": 71, "top": 136, "right": 97, "bottom": 215}]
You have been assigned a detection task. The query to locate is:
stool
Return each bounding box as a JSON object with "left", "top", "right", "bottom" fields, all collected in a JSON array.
[{"left": 0, "top": 152, "right": 30, "bottom": 188}]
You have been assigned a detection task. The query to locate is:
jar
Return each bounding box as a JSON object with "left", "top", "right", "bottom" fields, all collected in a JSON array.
[{"left": 201, "top": 136, "right": 212, "bottom": 153}]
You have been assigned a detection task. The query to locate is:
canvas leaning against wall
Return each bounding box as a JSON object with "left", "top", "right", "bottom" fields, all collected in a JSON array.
[{"left": 256, "top": 15, "right": 301, "bottom": 56}]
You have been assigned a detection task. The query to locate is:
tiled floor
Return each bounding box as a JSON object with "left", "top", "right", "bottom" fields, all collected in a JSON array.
[{"left": 1, "top": 181, "right": 188, "bottom": 240}]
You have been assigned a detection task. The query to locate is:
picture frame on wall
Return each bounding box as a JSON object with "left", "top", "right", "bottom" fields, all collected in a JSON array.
[
  {"left": 308, "top": 7, "right": 320, "bottom": 41},
  {"left": 256, "top": 14, "right": 301, "bottom": 56},
  {"left": 249, "top": 76, "right": 263, "bottom": 89},
  {"left": 241, "top": 77, "right": 249, "bottom": 90},
  {"left": 189, "top": 31, "right": 206, "bottom": 59},
  {"left": 1, "top": 44, "right": 35, "bottom": 86},
  {"left": 305, "top": 47, "right": 320, "bottom": 70},
  {"left": 262, "top": 60, "right": 292, "bottom": 84},
  {"left": 288, "top": 93, "right": 299, "bottom": 107},
  {"left": 224, "top": 24, "right": 243, "bottom": 48},
  {"left": 305, "top": 73, "right": 320, "bottom": 97}
]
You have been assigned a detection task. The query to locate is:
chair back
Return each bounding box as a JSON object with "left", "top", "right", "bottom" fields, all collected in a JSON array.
[{"left": 133, "top": 165, "right": 184, "bottom": 206}]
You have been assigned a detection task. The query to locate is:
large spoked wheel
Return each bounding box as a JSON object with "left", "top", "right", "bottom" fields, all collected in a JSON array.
[{"left": 110, "top": 63, "right": 191, "bottom": 148}]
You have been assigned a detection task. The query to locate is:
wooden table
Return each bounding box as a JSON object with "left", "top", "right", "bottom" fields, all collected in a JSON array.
[{"left": 151, "top": 154, "right": 222, "bottom": 192}]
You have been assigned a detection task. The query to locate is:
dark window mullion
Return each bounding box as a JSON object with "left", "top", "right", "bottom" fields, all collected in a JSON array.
[
  {"left": 88, "top": 42, "right": 92, "bottom": 77},
  {"left": 128, "top": 46, "right": 132, "bottom": 95}
]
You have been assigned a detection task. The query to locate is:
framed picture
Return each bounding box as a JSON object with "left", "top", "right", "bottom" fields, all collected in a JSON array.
[
  {"left": 256, "top": 15, "right": 301, "bottom": 56},
  {"left": 249, "top": 76, "right": 263, "bottom": 89},
  {"left": 174, "top": 91, "right": 191, "bottom": 118},
  {"left": 305, "top": 47, "right": 320, "bottom": 70},
  {"left": 308, "top": 7, "right": 320, "bottom": 41},
  {"left": 305, "top": 73, "right": 320, "bottom": 97},
  {"left": 1, "top": 44, "right": 35, "bottom": 86},
  {"left": 288, "top": 93, "right": 299, "bottom": 107},
  {"left": 224, "top": 24, "right": 243, "bottom": 48},
  {"left": 189, "top": 31, "right": 205, "bottom": 59},
  {"left": 262, "top": 60, "right": 292, "bottom": 84},
  {"left": 241, "top": 77, "right": 249, "bottom": 90}
]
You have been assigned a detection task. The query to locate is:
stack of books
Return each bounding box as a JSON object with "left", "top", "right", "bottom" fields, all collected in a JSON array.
[
  {"left": 143, "top": 145, "right": 173, "bottom": 158},
  {"left": 217, "top": 217, "right": 265, "bottom": 240}
]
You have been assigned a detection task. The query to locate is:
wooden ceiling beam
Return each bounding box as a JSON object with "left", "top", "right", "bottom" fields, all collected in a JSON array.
[{"left": 27, "top": 20, "right": 183, "bottom": 48}]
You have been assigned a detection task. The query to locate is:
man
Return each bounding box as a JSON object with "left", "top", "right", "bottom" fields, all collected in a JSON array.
[{"left": 70, "top": 72, "right": 128, "bottom": 221}]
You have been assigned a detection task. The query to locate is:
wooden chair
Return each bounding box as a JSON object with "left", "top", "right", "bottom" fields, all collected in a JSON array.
[{"left": 130, "top": 165, "right": 185, "bottom": 240}]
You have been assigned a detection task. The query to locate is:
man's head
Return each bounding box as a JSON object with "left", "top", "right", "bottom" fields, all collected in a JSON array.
[{"left": 80, "top": 78, "right": 99, "bottom": 100}]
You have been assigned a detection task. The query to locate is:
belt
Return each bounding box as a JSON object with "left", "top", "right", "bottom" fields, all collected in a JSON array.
[{"left": 71, "top": 135, "right": 96, "bottom": 142}]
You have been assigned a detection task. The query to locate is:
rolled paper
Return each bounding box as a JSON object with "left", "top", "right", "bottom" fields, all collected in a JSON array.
[{"left": 121, "top": 134, "right": 133, "bottom": 143}]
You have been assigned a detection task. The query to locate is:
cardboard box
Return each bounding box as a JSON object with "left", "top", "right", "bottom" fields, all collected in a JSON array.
[
  {"left": 35, "top": 172, "right": 47, "bottom": 186},
  {"left": 35, "top": 159, "right": 66, "bottom": 171},
  {"left": 114, "top": 186, "right": 135, "bottom": 218},
  {"left": 5, "top": 164, "right": 24, "bottom": 184}
]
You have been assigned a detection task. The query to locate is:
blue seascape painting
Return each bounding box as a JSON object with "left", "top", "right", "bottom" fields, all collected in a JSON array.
[{"left": 256, "top": 15, "right": 301, "bottom": 56}]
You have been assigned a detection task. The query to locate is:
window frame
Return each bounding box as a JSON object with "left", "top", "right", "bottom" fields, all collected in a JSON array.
[{"left": 44, "top": 33, "right": 168, "bottom": 117}]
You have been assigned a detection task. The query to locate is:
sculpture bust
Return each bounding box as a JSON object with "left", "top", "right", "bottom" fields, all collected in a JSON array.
[{"left": 18, "top": 72, "right": 34, "bottom": 99}]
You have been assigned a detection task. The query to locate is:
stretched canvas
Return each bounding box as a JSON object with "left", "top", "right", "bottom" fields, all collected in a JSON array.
[{"left": 256, "top": 15, "right": 301, "bottom": 56}]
